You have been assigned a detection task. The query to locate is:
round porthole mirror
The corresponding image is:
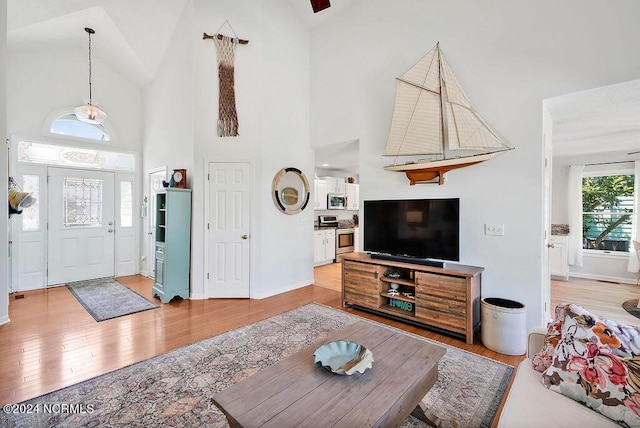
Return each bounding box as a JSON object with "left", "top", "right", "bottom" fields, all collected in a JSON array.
[{"left": 272, "top": 167, "right": 310, "bottom": 215}]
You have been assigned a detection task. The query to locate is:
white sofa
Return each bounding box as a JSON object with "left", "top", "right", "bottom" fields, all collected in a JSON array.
[{"left": 498, "top": 327, "right": 619, "bottom": 427}]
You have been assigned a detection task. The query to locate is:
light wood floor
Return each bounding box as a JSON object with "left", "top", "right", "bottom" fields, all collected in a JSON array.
[
  {"left": 1, "top": 266, "right": 638, "bottom": 415},
  {"left": 551, "top": 276, "right": 640, "bottom": 326}
]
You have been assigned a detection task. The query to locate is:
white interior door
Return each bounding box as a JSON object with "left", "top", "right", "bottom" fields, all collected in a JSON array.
[
  {"left": 207, "top": 162, "right": 251, "bottom": 298},
  {"left": 47, "top": 167, "right": 115, "bottom": 285}
]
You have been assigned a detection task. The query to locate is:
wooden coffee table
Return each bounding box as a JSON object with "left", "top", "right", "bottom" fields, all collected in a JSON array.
[{"left": 212, "top": 320, "right": 446, "bottom": 427}]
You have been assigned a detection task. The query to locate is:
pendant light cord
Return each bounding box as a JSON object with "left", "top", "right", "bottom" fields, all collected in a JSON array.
[{"left": 85, "top": 27, "right": 95, "bottom": 106}]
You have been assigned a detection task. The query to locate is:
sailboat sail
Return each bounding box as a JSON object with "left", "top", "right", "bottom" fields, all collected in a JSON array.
[
  {"left": 384, "top": 43, "right": 513, "bottom": 184},
  {"left": 384, "top": 47, "right": 442, "bottom": 156}
]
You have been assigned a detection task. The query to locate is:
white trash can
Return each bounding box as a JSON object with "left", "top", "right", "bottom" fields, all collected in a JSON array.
[{"left": 481, "top": 297, "right": 527, "bottom": 356}]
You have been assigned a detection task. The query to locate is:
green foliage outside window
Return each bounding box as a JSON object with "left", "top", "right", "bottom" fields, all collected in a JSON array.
[{"left": 582, "top": 175, "right": 634, "bottom": 251}]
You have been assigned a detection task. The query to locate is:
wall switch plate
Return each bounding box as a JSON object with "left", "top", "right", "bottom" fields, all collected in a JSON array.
[{"left": 485, "top": 224, "right": 504, "bottom": 236}]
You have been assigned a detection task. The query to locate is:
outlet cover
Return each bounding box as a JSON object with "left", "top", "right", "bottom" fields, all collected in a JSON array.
[{"left": 485, "top": 224, "right": 504, "bottom": 236}]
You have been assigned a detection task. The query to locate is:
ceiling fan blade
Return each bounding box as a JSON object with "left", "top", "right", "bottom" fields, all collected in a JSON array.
[{"left": 310, "top": 0, "right": 331, "bottom": 13}]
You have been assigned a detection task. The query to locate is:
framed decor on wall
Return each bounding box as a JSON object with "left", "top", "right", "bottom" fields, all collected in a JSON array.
[{"left": 271, "top": 167, "right": 310, "bottom": 215}]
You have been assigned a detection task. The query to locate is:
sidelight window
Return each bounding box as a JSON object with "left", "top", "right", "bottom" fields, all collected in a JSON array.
[
  {"left": 21, "top": 174, "right": 40, "bottom": 231},
  {"left": 120, "top": 181, "right": 133, "bottom": 228}
]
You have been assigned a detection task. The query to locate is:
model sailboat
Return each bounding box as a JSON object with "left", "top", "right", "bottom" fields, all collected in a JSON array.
[{"left": 384, "top": 43, "right": 513, "bottom": 185}]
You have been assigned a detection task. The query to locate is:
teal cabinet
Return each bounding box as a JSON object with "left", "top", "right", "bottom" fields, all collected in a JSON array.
[{"left": 152, "top": 188, "right": 191, "bottom": 303}]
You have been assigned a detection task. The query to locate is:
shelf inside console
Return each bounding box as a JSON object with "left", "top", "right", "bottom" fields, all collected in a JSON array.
[
  {"left": 380, "top": 276, "right": 414, "bottom": 287},
  {"left": 380, "top": 291, "right": 415, "bottom": 304}
]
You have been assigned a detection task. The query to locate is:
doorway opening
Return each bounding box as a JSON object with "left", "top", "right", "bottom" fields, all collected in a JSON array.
[{"left": 543, "top": 79, "right": 640, "bottom": 319}]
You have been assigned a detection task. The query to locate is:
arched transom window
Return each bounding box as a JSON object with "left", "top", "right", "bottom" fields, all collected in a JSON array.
[{"left": 49, "top": 112, "right": 111, "bottom": 142}]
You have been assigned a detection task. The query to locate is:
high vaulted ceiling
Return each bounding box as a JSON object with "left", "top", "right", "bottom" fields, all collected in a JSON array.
[
  {"left": 7, "top": 0, "right": 639, "bottom": 161},
  {"left": 7, "top": 1, "right": 189, "bottom": 86},
  {"left": 6, "top": 0, "right": 348, "bottom": 86}
]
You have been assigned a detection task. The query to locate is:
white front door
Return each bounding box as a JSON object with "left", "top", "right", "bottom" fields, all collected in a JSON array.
[
  {"left": 207, "top": 162, "right": 251, "bottom": 298},
  {"left": 47, "top": 167, "right": 115, "bottom": 285}
]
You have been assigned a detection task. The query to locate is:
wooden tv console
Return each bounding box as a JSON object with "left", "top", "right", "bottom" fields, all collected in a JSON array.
[{"left": 341, "top": 252, "right": 483, "bottom": 344}]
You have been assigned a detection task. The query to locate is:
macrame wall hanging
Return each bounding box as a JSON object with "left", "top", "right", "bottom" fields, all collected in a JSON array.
[{"left": 203, "top": 21, "right": 249, "bottom": 137}]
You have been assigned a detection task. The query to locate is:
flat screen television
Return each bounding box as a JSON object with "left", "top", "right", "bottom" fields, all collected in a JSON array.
[{"left": 363, "top": 198, "right": 459, "bottom": 266}]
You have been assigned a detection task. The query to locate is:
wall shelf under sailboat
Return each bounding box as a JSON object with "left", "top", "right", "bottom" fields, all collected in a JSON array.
[{"left": 384, "top": 153, "right": 497, "bottom": 185}]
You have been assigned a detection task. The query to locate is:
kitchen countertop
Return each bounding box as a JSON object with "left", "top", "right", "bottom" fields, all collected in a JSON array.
[
  {"left": 314, "top": 225, "right": 358, "bottom": 230},
  {"left": 314, "top": 225, "right": 336, "bottom": 230},
  {"left": 551, "top": 224, "right": 569, "bottom": 235}
]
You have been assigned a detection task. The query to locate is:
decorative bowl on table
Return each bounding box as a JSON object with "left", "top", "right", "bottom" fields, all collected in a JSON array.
[{"left": 313, "top": 341, "right": 374, "bottom": 375}]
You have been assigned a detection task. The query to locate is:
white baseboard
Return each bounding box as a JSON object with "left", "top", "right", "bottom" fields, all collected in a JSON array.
[
  {"left": 0, "top": 315, "right": 10, "bottom": 325},
  {"left": 570, "top": 272, "right": 637, "bottom": 285},
  {"left": 251, "top": 279, "right": 314, "bottom": 299},
  {"left": 190, "top": 292, "right": 205, "bottom": 300}
]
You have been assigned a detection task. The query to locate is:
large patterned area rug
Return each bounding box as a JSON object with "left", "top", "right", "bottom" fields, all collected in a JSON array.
[
  {"left": 1, "top": 303, "right": 513, "bottom": 427},
  {"left": 66, "top": 277, "right": 159, "bottom": 322}
]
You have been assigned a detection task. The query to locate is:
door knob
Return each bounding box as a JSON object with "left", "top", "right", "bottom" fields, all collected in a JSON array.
[
  {"left": 547, "top": 243, "right": 555, "bottom": 248},
  {"left": 241, "top": 234, "right": 248, "bottom": 240},
  {"left": 108, "top": 221, "right": 114, "bottom": 226},
  {"left": 108, "top": 229, "right": 114, "bottom": 233}
]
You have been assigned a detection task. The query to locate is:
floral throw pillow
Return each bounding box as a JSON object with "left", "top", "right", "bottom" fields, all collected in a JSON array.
[
  {"left": 532, "top": 303, "right": 591, "bottom": 372},
  {"left": 541, "top": 305, "right": 640, "bottom": 426}
]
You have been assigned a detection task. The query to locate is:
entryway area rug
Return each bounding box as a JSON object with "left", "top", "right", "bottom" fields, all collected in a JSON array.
[
  {"left": 66, "top": 277, "right": 159, "bottom": 322},
  {"left": 1, "top": 303, "right": 513, "bottom": 428}
]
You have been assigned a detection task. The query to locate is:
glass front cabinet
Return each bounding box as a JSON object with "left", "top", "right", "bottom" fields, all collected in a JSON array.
[{"left": 153, "top": 188, "right": 192, "bottom": 303}]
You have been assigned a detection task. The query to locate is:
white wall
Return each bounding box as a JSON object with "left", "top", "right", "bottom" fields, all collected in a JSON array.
[
  {"left": 141, "top": 1, "right": 195, "bottom": 280},
  {"left": 6, "top": 47, "right": 142, "bottom": 152},
  {"left": 143, "top": 0, "right": 314, "bottom": 299},
  {"left": 254, "top": 0, "right": 314, "bottom": 297},
  {"left": 310, "top": 0, "right": 640, "bottom": 330},
  {"left": 1, "top": 0, "right": 10, "bottom": 325}
]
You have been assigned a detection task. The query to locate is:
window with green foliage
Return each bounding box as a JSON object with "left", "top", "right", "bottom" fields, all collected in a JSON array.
[{"left": 582, "top": 174, "right": 635, "bottom": 252}]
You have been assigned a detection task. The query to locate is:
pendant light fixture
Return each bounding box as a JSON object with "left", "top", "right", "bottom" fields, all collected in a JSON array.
[{"left": 74, "top": 27, "right": 107, "bottom": 124}]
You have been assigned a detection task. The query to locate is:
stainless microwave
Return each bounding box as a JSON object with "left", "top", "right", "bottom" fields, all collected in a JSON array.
[{"left": 327, "top": 194, "right": 347, "bottom": 210}]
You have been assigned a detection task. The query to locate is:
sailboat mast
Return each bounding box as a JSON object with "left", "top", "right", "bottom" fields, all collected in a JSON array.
[{"left": 437, "top": 42, "right": 448, "bottom": 160}]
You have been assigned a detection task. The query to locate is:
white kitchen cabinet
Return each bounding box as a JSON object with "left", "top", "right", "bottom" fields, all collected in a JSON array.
[
  {"left": 314, "top": 179, "right": 328, "bottom": 210},
  {"left": 314, "top": 228, "right": 336, "bottom": 265},
  {"left": 549, "top": 235, "right": 569, "bottom": 280},
  {"left": 319, "top": 176, "right": 346, "bottom": 194},
  {"left": 345, "top": 183, "right": 359, "bottom": 210}
]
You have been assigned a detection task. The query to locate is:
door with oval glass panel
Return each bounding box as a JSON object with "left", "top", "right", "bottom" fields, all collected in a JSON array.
[{"left": 47, "top": 167, "right": 115, "bottom": 285}]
